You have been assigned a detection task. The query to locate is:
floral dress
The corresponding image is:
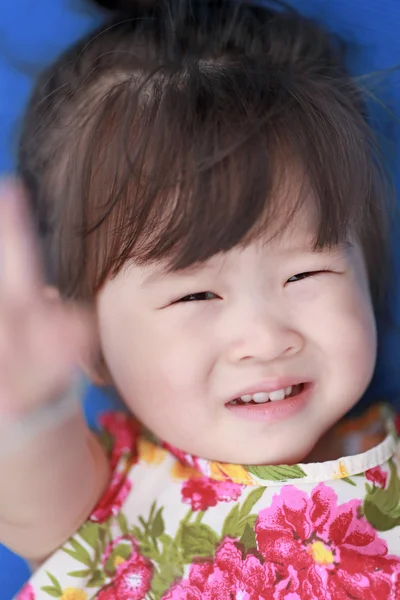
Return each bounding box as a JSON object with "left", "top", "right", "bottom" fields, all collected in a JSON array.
[{"left": 16, "top": 404, "right": 400, "bottom": 600}]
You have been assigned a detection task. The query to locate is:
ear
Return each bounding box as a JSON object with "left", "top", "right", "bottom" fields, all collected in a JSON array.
[
  {"left": 87, "top": 351, "right": 114, "bottom": 388},
  {"left": 42, "top": 286, "right": 113, "bottom": 387},
  {"left": 43, "top": 285, "right": 61, "bottom": 302},
  {"left": 80, "top": 316, "right": 114, "bottom": 388}
]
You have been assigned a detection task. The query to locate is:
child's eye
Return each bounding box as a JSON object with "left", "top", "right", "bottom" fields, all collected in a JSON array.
[
  {"left": 286, "top": 271, "right": 327, "bottom": 284},
  {"left": 177, "top": 291, "right": 219, "bottom": 303}
]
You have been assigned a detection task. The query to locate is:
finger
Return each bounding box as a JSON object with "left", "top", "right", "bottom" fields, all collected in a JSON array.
[{"left": 0, "top": 179, "right": 44, "bottom": 300}]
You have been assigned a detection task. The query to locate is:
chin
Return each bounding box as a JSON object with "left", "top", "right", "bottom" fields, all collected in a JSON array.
[
  {"left": 238, "top": 447, "right": 311, "bottom": 466},
  {"left": 280, "top": 451, "right": 310, "bottom": 465},
  {"left": 266, "top": 440, "right": 319, "bottom": 466},
  {"left": 256, "top": 453, "right": 306, "bottom": 466}
]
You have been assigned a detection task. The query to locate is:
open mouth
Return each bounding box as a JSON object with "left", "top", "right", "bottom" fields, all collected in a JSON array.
[{"left": 227, "top": 383, "right": 305, "bottom": 406}]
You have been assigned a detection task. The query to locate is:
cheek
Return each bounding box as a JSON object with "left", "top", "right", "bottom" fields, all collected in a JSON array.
[
  {"left": 133, "top": 319, "right": 213, "bottom": 391},
  {"left": 98, "top": 301, "right": 215, "bottom": 407},
  {"left": 333, "top": 305, "right": 377, "bottom": 387},
  {"left": 97, "top": 308, "right": 217, "bottom": 446},
  {"left": 303, "top": 276, "right": 377, "bottom": 386}
]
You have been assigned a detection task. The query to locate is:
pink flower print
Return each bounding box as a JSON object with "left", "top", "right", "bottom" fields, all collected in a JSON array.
[
  {"left": 102, "top": 535, "right": 130, "bottom": 573},
  {"left": 162, "top": 585, "right": 202, "bottom": 600},
  {"left": 16, "top": 584, "right": 35, "bottom": 600},
  {"left": 214, "top": 480, "right": 243, "bottom": 502},
  {"left": 102, "top": 535, "right": 141, "bottom": 576},
  {"left": 162, "top": 538, "right": 281, "bottom": 600},
  {"left": 90, "top": 472, "right": 131, "bottom": 523},
  {"left": 255, "top": 483, "right": 400, "bottom": 599},
  {"left": 162, "top": 442, "right": 202, "bottom": 472},
  {"left": 97, "top": 537, "right": 153, "bottom": 600},
  {"left": 100, "top": 412, "right": 141, "bottom": 470},
  {"left": 366, "top": 466, "right": 388, "bottom": 489},
  {"left": 181, "top": 476, "right": 242, "bottom": 511}
]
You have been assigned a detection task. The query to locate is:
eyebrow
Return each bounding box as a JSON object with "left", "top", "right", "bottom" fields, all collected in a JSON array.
[
  {"left": 140, "top": 268, "right": 168, "bottom": 287},
  {"left": 266, "top": 238, "right": 354, "bottom": 257},
  {"left": 312, "top": 240, "right": 354, "bottom": 254}
]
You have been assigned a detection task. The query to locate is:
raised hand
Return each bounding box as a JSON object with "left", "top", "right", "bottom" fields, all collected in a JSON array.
[{"left": 0, "top": 180, "right": 94, "bottom": 429}]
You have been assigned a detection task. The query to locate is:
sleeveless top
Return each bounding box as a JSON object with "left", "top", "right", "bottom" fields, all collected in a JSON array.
[{"left": 16, "top": 403, "right": 400, "bottom": 600}]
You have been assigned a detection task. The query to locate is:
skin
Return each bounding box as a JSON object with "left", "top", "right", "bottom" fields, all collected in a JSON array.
[{"left": 97, "top": 200, "right": 377, "bottom": 465}]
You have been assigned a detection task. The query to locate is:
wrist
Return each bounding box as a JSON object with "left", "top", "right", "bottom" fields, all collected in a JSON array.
[{"left": 0, "top": 374, "right": 84, "bottom": 457}]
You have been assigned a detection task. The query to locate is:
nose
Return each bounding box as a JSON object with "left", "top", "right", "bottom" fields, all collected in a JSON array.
[{"left": 225, "top": 306, "right": 304, "bottom": 365}]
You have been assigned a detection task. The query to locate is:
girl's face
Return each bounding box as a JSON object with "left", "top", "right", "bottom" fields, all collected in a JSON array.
[{"left": 96, "top": 199, "right": 376, "bottom": 465}]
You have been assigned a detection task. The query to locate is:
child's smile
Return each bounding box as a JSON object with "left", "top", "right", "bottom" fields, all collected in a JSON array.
[
  {"left": 228, "top": 382, "right": 302, "bottom": 404},
  {"left": 226, "top": 381, "right": 310, "bottom": 423}
]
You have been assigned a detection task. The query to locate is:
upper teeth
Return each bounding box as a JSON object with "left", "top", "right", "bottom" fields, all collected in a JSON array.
[{"left": 239, "top": 387, "right": 292, "bottom": 404}]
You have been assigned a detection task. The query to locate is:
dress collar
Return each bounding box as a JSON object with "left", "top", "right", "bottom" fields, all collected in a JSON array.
[{"left": 153, "top": 404, "right": 398, "bottom": 486}]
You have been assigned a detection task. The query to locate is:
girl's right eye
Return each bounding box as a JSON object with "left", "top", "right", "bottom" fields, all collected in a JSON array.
[{"left": 176, "top": 291, "right": 219, "bottom": 303}]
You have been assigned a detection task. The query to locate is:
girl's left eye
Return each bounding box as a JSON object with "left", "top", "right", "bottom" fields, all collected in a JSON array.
[
  {"left": 176, "top": 291, "right": 219, "bottom": 303},
  {"left": 286, "top": 270, "right": 327, "bottom": 284}
]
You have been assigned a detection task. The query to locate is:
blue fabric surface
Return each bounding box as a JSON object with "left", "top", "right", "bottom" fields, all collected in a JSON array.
[{"left": 0, "top": 1, "right": 399, "bottom": 597}]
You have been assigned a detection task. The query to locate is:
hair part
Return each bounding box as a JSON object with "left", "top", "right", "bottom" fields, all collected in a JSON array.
[{"left": 18, "top": 0, "right": 392, "bottom": 307}]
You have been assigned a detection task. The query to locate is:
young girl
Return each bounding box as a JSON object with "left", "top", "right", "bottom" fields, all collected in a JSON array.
[{"left": 3, "top": 0, "right": 400, "bottom": 598}]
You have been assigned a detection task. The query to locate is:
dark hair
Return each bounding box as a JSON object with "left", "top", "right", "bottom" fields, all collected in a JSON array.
[{"left": 18, "top": 0, "right": 392, "bottom": 306}]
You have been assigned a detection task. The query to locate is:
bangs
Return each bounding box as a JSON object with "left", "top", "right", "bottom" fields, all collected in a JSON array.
[
  {"left": 21, "top": 0, "right": 390, "bottom": 304},
  {"left": 76, "top": 61, "right": 383, "bottom": 295}
]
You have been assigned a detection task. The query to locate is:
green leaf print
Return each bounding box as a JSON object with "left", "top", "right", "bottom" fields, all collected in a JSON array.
[
  {"left": 104, "top": 541, "right": 133, "bottom": 574},
  {"left": 151, "top": 571, "right": 170, "bottom": 600},
  {"left": 132, "top": 501, "right": 166, "bottom": 558},
  {"left": 117, "top": 512, "right": 129, "bottom": 535},
  {"left": 159, "top": 533, "right": 172, "bottom": 545},
  {"left": 149, "top": 500, "right": 157, "bottom": 523},
  {"left": 41, "top": 572, "right": 63, "bottom": 598},
  {"left": 247, "top": 464, "right": 307, "bottom": 481},
  {"left": 152, "top": 559, "right": 184, "bottom": 600},
  {"left": 342, "top": 477, "right": 357, "bottom": 487},
  {"left": 45, "top": 573, "right": 63, "bottom": 594},
  {"left": 245, "top": 514, "right": 257, "bottom": 529},
  {"left": 149, "top": 533, "right": 184, "bottom": 599},
  {"left": 41, "top": 587, "right": 62, "bottom": 598},
  {"left": 363, "top": 460, "right": 400, "bottom": 531},
  {"left": 131, "top": 524, "right": 145, "bottom": 544},
  {"left": 115, "top": 543, "right": 132, "bottom": 560},
  {"left": 160, "top": 535, "right": 184, "bottom": 574},
  {"left": 240, "top": 521, "right": 257, "bottom": 553},
  {"left": 181, "top": 522, "right": 219, "bottom": 563},
  {"left": 78, "top": 521, "right": 101, "bottom": 550},
  {"left": 151, "top": 507, "right": 165, "bottom": 538},
  {"left": 222, "top": 504, "right": 242, "bottom": 538},
  {"left": 68, "top": 569, "right": 92, "bottom": 578},
  {"left": 239, "top": 487, "right": 266, "bottom": 517},
  {"left": 86, "top": 569, "right": 106, "bottom": 588},
  {"left": 222, "top": 488, "right": 266, "bottom": 539},
  {"left": 62, "top": 537, "right": 93, "bottom": 567}
]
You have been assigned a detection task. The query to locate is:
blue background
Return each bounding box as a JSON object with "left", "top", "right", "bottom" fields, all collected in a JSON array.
[{"left": 0, "top": 0, "right": 399, "bottom": 596}]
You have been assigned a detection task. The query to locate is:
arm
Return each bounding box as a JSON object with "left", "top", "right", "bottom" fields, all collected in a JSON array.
[
  {"left": 0, "top": 181, "right": 109, "bottom": 561},
  {"left": 0, "top": 408, "right": 109, "bottom": 560}
]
